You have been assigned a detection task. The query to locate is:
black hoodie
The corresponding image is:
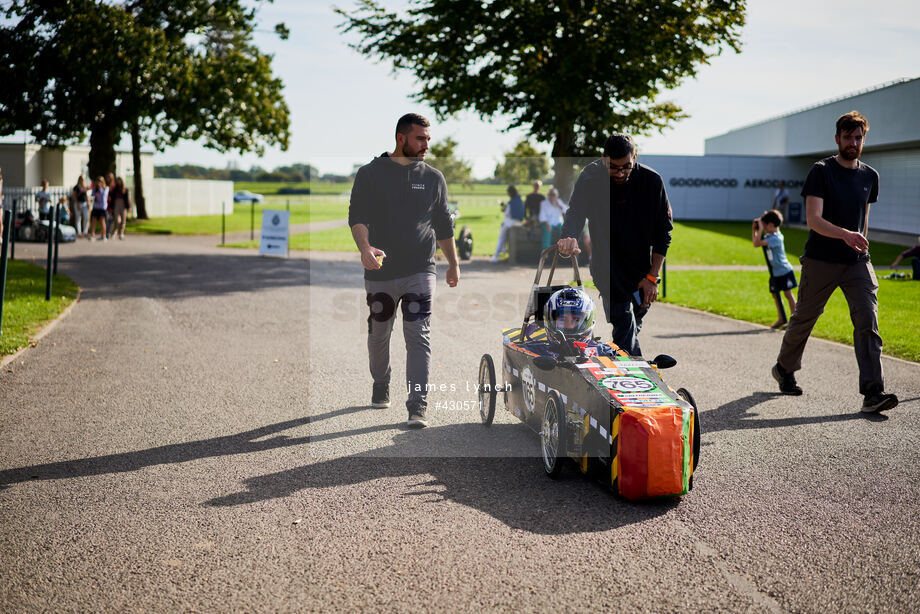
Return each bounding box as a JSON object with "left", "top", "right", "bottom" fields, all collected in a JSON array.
[
  {"left": 348, "top": 153, "right": 454, "bottom": 281},
  {"left": 561, "top": 159, "right": 672, "bottom": 306}
]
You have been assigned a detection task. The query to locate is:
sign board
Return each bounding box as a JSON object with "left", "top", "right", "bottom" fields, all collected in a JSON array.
[{"left": 258, "top": 210, "right": 290, "bottom": 257}]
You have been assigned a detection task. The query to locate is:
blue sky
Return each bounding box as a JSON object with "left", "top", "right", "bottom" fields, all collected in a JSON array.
[{"left": 112, "top": 1, "right": 920, "bottom": 177}]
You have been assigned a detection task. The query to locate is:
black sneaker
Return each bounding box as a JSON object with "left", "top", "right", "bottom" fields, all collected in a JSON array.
[
  {"left": 861, "top": 392, "right": 898, "bottom": 414},
  {"left": 406, "top": 406, "right": 429, "bottom": 429},
  {"left": 371, "top": 383, "right": 390, "bottom": 408},
  {"left": 771, "top": 363, "right": 803, "bottom": 395}
]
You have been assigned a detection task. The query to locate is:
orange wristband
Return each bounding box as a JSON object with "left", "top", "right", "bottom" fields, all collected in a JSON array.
[{"left": 645, "top": 274, "right": 659, "bottom": 283}]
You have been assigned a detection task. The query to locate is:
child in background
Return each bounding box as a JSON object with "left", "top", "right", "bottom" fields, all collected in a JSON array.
[{"left": 752, "top": 209, "right": 797, "bottom": 329}]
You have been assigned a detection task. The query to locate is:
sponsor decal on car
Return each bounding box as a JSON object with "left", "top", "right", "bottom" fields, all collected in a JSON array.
[{"left": 600, "top": 376, "right": 655, "bottom": 392}]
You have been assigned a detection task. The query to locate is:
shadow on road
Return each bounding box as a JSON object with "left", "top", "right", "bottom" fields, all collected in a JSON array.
[
  {"left": 701, "top": 391, "right": 886, "bottom": 432},
  {"left": 61, "top": 253, "right": 308, "bottom": 300},
  {"left": 0, "top": 415, "right": 313, "bottom": 487},
  {"left": 204, "top": 426, "right": 680, "bottom": 535}
]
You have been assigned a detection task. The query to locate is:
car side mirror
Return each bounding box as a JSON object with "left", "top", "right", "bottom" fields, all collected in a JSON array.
[
  {"left": 651, "top": 354, "right": 677, "bottom": 369},
  {"left": 533, "top": 356, "right": 557, "bottom": 371}
]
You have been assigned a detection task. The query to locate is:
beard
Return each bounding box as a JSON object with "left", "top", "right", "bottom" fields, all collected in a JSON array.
[
  {"left": 401, "top": 142, "right": 426, "bottom": 160},
  {"left": 838, "top": 144, "right": 861, "bottom": 161}
]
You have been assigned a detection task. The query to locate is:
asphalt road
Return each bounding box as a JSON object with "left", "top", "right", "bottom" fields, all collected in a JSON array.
[{"left": 2, "top": 235, "right": 919, "bottom": 613}]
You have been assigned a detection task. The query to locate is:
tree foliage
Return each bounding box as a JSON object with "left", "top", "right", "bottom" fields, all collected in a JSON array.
[
  {"left": 0, "top": 0, "right": 290, "bottom": 217},
  {"left": 427, "top": 137, "right": 472, "bottom": 185},
  {"left": 336, "top": 0, "right": 745, "bottom": 196},
  {"left": 494, "top": 140, "right": 550, "bottom": 185}
]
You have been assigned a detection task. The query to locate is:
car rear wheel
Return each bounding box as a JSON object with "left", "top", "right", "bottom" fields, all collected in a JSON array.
[
  {"left": 541, "top": 391, "right": 567, "bottom": 478},
  {"left": 478, "top": 354, "right": 496, "bottom": 426}
]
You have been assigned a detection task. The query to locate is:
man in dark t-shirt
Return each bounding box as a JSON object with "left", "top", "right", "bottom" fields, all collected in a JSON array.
[
  {"left": 558, "top": 133, "right": 672, "bottom": 356},
  {"left": 524, "top": 181, "right": 544, "bottom": 221},
  {"left": 772, "top": 111, "right": 898, "bottom": 413},
  {"left": 349, "top": 113, "right": 460, "bottom": 428}
]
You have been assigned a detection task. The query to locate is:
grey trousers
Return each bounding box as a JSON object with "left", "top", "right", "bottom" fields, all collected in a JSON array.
[
  {"left": 777, "top": 257, "right": 884, "bottom": 395},
  {"left": 365, "top": 272, "right": 436, "bottom": 410}
]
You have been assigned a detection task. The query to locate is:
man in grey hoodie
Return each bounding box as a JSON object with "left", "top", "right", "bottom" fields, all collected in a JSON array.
[{"left": 349, "top": 113, "right": 460, "bottom": 428}]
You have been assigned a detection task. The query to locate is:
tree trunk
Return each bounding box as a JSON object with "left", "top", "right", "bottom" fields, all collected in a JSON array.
[
  {"left": 88, "top": 123, "right": 119, "bottom": 181},
  {"left": 130, "top": 121, "right": 148, "bottom": 219},
  {"left": 552, "top": 126, "right": 576, "bottom": 201}
]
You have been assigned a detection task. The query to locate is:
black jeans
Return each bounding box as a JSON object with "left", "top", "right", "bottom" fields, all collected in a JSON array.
[{"left": 601, "top": 294, "right": 649, "bottom": 357}]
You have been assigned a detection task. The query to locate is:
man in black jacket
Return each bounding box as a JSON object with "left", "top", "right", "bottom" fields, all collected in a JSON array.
[
  {"left": 557, "top": 134, "right": 672, "bottom": 356},
  {"left": 349, "top": 113, "right": 460, "bottom": 428}
]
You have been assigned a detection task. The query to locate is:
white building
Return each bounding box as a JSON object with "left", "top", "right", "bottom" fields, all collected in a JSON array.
[{"left": 642, "top": 77, "right": 920, "bottom": 238}]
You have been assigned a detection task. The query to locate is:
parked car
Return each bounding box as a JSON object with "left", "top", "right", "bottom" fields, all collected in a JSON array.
[{"left": 233, "top": 190, "right": 264, "bottom": 203}]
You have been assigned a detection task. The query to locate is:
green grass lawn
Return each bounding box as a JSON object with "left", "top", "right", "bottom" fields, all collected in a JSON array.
[
  {"left": 1, "top": 260, "right": 79, "bottom": 356},
  {"left": 233, "top": 181, "right": 515, "bottom": 197},
  {"left": 224, "top": 194, "right": 506, "bottom": 254},
  {"left": 667, "top": 221, "right": 907, "bottom": 267},
  {"left": 660, "top": 270, "right": 920, "bottom": 363},
  {"left": 127, "top": 195, "right": 349, "bottom": 236}
]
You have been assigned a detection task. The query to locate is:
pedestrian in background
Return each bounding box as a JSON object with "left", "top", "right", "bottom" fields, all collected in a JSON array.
[
  {"left": 104, "top": 172, "right": 116, "bottom": 238},
  {"left": 56, "top": 196, "right": 70, "bottom": 225},
  {"left": 538, "top": 187, "right": 567, "bottom": 250},
  {"left": 110, "top": 176, "right": 130, "bottom": 240},
  {"left": 490, "top": 184, "right": 525, "bottom": 262},
  {"left": 36, "top": 180, "right": 52, "bottom": 221},
  {"left": 772, "top": 180, "right": 790, "bottom": 219},
  {"left": 752, "top": 209, "right": 797, "bottom": 328},
  {"left": 890, "top": 236, "right": 920, "bottom": 280},
  {"left": 524, "top": 180, "right": 544, "bottom": 221},
  {"left": 89, "top": 176, "right": 108, "bottom": 241},
  {"left": 71, "top": 175, "right": 89, "bottom": 237},
  {"left": 772, "top": 111, "right": 898, "bottom": 414}
]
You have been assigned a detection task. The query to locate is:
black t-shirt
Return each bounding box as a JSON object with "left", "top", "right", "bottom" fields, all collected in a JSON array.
[
  {"left": 524, "top": 192, "right": 543, "bottom": 219},
  {"left": 801, "top": 156, "right": 878, "bottom": 264},
  {"left": 606, "top": 175, "right": 671, "bottom": 302},
  {"left": 348, "top": 153, "right": 454, "bottom": 281}
]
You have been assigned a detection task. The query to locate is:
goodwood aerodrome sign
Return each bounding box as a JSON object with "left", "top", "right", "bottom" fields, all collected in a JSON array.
[{"left": 668, "top": 177, "right": 805, "bottom": 189}]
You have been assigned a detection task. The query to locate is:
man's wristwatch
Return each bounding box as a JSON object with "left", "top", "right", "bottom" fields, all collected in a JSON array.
[{"left": 645, "top": 274, "right": 660, "bottom": 284}]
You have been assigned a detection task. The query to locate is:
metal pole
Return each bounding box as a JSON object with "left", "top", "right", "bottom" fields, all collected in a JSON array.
[
  {"left": 661, "top": 259, "right": 667, "bottom": 298},
  {"left": 250, "top": 200, "right": 255, "bottom": 241},
  {"left": 53, "top": 204, "right": 60, "bottom": 275},
  {"left": 286, "top": 198, "right": 290, "bottom": 213},
  {"left": 10, "top": 199, "right": 16, "bottom": 261},
  {"left": 0, "top": 210, "right": 12, "bottom": 337},
  {"left": 45, "top": 204, "right": 56, "bottom": 301},
  {"left": 221, "top": 201, "right": 225, "bottom": 246}
]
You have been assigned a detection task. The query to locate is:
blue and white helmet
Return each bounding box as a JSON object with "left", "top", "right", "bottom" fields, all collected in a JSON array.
[{"left": 543, "top": 287, "right": 596, "bottom": 344}]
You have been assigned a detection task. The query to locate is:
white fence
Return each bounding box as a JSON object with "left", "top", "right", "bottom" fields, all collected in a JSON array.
[
  {"left": 1, "top": 186, "right": 72, "bottom": 217},
  {"left": 2, "top": 179, "right": 234, "bottom": 219},
  {"left": 142, "top": 178, "right": 234, "bottom": 217}
]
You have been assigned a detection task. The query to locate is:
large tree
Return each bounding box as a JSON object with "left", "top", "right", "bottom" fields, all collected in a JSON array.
[
  {"left": 0, "top": 0, "right": 290, "bottom": 218},
  {"left": 336, "top": 0, "right": 745, "bottom": 197},
  {"left": 428, "top": 137, "right": 472, "bottom": 186},
  {"left": 494, "top": 140, "right": 550, "bottom": 186}
]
